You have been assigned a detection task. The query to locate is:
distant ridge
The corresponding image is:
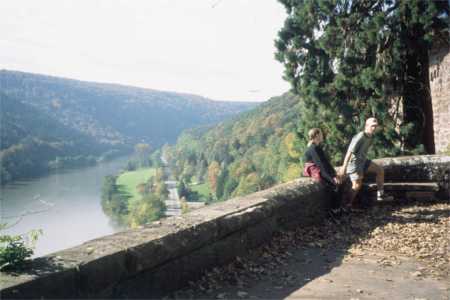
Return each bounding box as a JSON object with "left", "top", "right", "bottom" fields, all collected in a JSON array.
[
  {"left": 0, "top": 69, "right": 253, "bottom": 104},
  {"left": 0, "top": 69, "right": 257, "bottom": 183}
]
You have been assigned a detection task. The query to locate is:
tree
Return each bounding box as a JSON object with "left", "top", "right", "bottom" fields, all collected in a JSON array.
[
  {"left": 177, "top": 180, "right": 189, "bottom": 199},
  {"left": 275, "top": 0, "right": 448, "bottom": 158},
  {"left": 134, "top": 143, "right": 151, "bottom": 167},
  {"left": 284, "top": 132, "right": 302, "bottom": 159},
  {"left": 128, "top": 193, "right": 166, "bottom": 228},
  {"left": 393, "top": 0, "right": 448, "bottom": 152},
  {"left": 207, "top": 161, "right": 221, "bottom": 195},
  {"left": 215, "top": 168, "right": 229, "bottom": 200},
  {"left": 154, "top": 181, "right": 169, "bottom": 199},
  {"left": 232, "top": 173, "right": 261, "bottom": 197}
]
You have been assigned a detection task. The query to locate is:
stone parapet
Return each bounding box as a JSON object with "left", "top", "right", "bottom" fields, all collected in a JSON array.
[
  {"left": 0, "top": 178, "right": 329, "bottom": 299},
  {"left": 1, "top": 155, "right": 448, "bottom": 299}
]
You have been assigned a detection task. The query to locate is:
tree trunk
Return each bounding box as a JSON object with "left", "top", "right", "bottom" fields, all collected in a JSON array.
[{"left": 403, "top": 28, "right": 435, "bottom": 154}]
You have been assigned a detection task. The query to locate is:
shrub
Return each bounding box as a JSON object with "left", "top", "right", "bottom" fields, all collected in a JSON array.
[{"left": 0, "top": 224, "right": 42, "bottom": 270}]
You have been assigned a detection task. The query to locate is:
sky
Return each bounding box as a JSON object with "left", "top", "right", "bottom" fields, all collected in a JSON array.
[{"left": 0, "top": 0, "right": 291, "bottom": 102}]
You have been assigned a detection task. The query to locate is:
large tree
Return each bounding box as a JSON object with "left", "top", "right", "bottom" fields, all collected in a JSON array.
[{"left": 275, "top": 0, "right": 448, "bottom": 159}]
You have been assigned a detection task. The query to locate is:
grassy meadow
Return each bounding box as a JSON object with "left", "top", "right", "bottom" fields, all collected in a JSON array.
[
  {"left": 116, "top": 168, "right": 156, "bottom": 202},
  {"left": 189, "top": 182, "right": 211, "bottom": 200}
]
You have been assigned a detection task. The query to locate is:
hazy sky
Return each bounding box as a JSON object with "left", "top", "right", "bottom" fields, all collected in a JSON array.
[{"left": 0, "top": 0, "right": 291, "bottom": 102}]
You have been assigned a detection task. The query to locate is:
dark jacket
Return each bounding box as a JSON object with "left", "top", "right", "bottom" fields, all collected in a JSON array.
[{"left": 303, "top": 144, "right": 336, "bottom": 186}]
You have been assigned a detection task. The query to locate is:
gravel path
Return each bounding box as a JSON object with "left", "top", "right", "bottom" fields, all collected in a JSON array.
[{"left": 168, "top": 199, "right": 450, "bottom": 299}]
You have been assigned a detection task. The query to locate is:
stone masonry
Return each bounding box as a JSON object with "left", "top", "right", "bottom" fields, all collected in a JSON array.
[
  {"left": 1, "top": 155, "right": 449, "bottom": 299},
  {"left": 429, "top": 43, "right": 450, "bottom": 153}
]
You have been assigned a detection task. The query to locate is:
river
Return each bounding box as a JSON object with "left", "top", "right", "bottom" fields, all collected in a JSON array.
[{"left": 0, "top": 157, "right": 129, "bottom": 258}]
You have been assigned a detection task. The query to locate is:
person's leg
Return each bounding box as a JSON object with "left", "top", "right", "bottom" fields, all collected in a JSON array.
[
  {"left": 366, "top": 161, "right": 384, "bottom": 191},
  {"left": 344, "top": 174, "right": 363, "bottom": 208},
  {"left": 366, "top": 161, "right": 393, "bottom": 201},
  {"left": 350, "top": 178, "right": 363, "bottom": 206}
]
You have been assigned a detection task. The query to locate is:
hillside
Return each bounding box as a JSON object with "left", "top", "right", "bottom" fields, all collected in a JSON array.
[
  {"left": 166, "top": 92, "right": 303, "bottom": 201},
  {"left": 0, "top": 70, "right": 256, "bottom": 183},
  {"left": 0, "top": 70, "right": 256, "bottom": 146},
  {"left": 0, "top": 92, "right": 116, "bottom": 183}
]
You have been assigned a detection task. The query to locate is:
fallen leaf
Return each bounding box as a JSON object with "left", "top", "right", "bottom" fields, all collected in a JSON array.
[
  {"left": 237, "top": 291, "right": 248, "bottom": 298},
  {"left": 411, "top": 271, "right": 422, "bottom": 277}
]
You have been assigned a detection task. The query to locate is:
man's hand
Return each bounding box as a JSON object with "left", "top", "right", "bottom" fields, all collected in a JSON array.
[
  {"left": 336, "top": 166, "right": 346, "bottom": 178},
  {"left": 333, "top": 177, "right": 340, "bottom": 185},
  {"left": 334, "top": 174, "right": 345, "bottom": 185}
]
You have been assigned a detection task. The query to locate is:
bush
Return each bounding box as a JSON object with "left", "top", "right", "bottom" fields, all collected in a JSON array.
[{"left": 0, "top": 225, "right": 42, "bottom": 270}]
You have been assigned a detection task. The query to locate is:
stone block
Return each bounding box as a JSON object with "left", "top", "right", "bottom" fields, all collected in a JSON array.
[
  {"left": 113, "top": 256, "right": 185, "bottom": 298},
  {"left": 215, "top": 203, "right": 272, "bottom": 238},
  {"left": 214, "top": 230, "right": 249, "bottom": 266},
  {"left": 405, "top": 191, "right": 436, "bottom": 201},
  {"left": 124, "top": 220, "right": 219, "bottom": 274},
  {"left": 246, "top": 216, "right": 277, "bottom": 250},
  {"left": 0, "top": 268, "right": 78, "bottom": 299},
  {"left": 77, "top": 250, "right": 128, "bottom": 298}
]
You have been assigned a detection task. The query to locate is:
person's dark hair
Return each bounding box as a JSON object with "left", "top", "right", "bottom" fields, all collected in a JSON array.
[{"left": 307, "top": 128, "right": 322, "bottom": 146}]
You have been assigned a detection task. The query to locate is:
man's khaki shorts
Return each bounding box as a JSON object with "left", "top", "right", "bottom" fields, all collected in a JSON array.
[{"left": 348, "top": 159, "right": 372, "bottom": 182}]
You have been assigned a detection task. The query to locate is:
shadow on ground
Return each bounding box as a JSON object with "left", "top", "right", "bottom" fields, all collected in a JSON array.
[{"left": 169, "top": 197, "right": 449, "bottom": 299}]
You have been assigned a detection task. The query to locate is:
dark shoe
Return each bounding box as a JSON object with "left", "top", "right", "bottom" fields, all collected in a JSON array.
[
  {"left": 341, "top": 205, "right": 352, "bottom": 214},
  {"left": 350, "top": 207, "right": 364, "bottom": 213}
]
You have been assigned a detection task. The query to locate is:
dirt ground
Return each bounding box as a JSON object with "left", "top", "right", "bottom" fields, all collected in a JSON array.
[{"left": 168, "top": 199, "right": 450, "bottom": 300}]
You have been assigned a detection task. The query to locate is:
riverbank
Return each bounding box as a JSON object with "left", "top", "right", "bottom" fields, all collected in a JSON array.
[
  {"left": 0, "top": 156, "right": 129, "bottom": 257},
  {"left": 0, "top": 148, "right": 128, "bottom": 186}
]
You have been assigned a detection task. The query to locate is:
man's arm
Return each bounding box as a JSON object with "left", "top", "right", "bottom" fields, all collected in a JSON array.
[
  {"left": 339, "top": 132, "right": 363, "bottom": 176},
  {"left": 338, "top": 150, "right": 353, "bottom": 176}
]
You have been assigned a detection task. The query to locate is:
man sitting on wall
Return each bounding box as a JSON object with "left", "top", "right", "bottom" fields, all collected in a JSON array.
[{"left": 338, "top": 117, "right": 393, "bottom": 210}]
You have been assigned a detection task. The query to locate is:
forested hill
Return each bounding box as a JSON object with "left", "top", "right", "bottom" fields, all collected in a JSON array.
[
  {"left": 0, "top": 70, "right": 256, "bottom": 146},
  {"left": 0, "top": 70, "right": 256, "bottom": 183},
  {"left": 166, "top": 92, "right": 303, "bottom": 201},
  {"left": 0, "top": 92, "right": 115, "bottom": 183}
]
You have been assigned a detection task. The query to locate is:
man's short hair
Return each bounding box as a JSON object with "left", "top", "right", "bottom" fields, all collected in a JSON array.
[{"left": 365, "top": 117, "right": 378, "bottom": 127}]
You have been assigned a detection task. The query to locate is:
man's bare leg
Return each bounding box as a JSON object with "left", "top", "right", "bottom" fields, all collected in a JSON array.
[
  {"left": 367, "top": 162, "right": 384, "bottom": 191},
  {"left": 367, "top": 162, "right": 393, "bottom": 201},
  {"left": 346, "top": 178, "right": 363, "bottom": 208}
]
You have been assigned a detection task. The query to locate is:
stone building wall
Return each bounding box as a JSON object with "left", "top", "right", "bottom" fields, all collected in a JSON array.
[{"left": 429, "top": 44, "right": 450, "bottom": 153}]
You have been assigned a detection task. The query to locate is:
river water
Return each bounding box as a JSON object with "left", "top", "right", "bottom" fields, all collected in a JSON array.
[{"left": 0, "top": 157, "right": 129, "bottom": 258}]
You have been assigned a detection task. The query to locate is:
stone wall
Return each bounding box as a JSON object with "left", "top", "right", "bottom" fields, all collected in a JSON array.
[
  {"left": 1, "top": 179, "right": 330, "bottom": 299},
  {"left": 430, "top": 44, "right": 450, "bottom": 153},
  {"left": 1, "top": 155, "right": 449, "bottom": 299}
]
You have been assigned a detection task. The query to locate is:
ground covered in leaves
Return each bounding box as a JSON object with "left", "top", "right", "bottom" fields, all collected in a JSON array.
[{"left": 168, "top": 199, "right": 449, "bottom": 299}]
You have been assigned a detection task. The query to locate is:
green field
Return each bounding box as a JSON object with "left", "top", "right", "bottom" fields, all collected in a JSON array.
[
  {"left": 189, "top": 182, "right": 210, "bottom": 199},
  {"left": 116, "top": 168, "right": 156, "bottom": 202}
]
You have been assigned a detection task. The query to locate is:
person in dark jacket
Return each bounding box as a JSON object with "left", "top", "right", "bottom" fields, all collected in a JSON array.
[{"left": 303, "top": 128, "right": 343, "bottom": 214}]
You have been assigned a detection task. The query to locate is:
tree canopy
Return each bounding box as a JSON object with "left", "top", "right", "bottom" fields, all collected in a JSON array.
[{"left": 275, "top": 0, "right": 448, "bottom": 158}]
